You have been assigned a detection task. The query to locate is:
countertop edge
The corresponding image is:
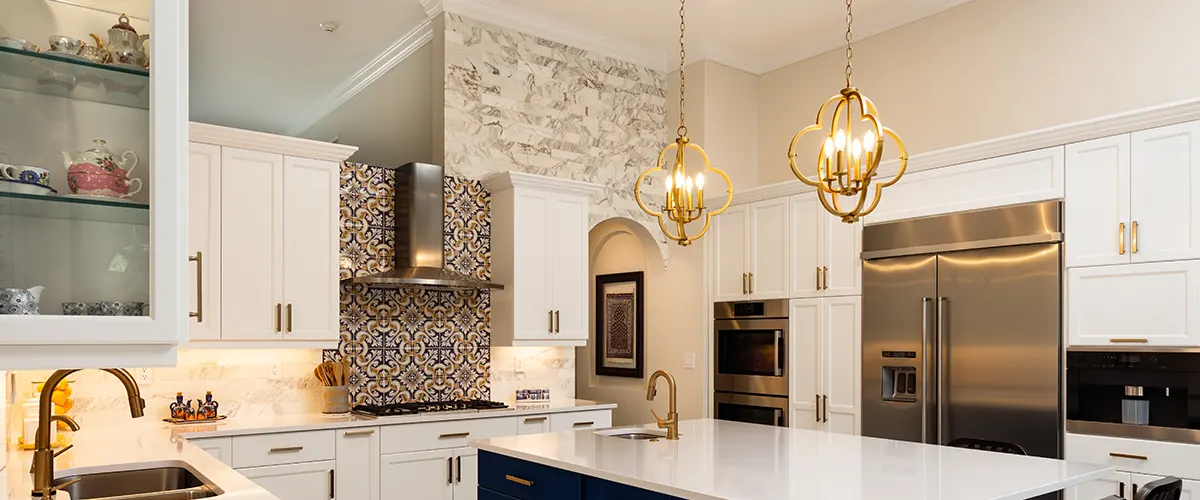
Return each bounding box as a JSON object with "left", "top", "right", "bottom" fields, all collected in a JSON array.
[{"left": 992, "top": 466, "right": 1118, "bottom": 500}]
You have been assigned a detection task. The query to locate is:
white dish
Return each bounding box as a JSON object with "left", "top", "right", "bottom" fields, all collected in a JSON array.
[
  {"left": 0, "top": 179, "right": 56, "bottom": 195},
  {"left": 60, "top": 193, "right": 141, "bottom": 204}
]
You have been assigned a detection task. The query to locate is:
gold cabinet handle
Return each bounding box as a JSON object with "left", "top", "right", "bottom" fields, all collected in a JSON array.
[
  {"left": 505, "top": 475, "right": 534, "bottom": 487},
  {"left": 1119, "top": 222, "right": 1126, "bottom": 255},
  {"left": 816, "top": 266, "right": 821, "bottom": 290},
  {"left": 572, "top": 421, "right": 595, "bottom": 427},
  {"left": 822, "top": 394, "right": 829, "bottom": 422},
  {"left": 343, "top": 429, "right": 375, "bottom": 437},
  {"left": 749, "top": 272, "right": 754, "bottom": 294},
  {"left": 554, "top": 310, "right": 561, "bottom": 333},
  {"left": 524, "top": 416, "right": 548, "bottom": 423},
  {"left": 275, "top": 304, "right": 282, "bottom": 333},
  {"left": 269, "top": 446, "right": 304, "bottom": 453},
  {"left": 438, "top": 432, "right": 470, "bottom": 439},
  {"left": 548, "top": 310, "right": 554, "bottom": 333},
  {"left": 822, "top": 266, "right": 829, "bottom": 290},
  {"left": 1109, "top": 452, "right": 1148, "bottom": 461},
  {"left": 1132, "top": 221, "right": 1139, "bottom": 253},
  {"left": 286, "top": 303, "right": 293, "bottom": 332},
  {"left": 188, "top": 252, "right": 203, "bottom": 322},
  {"left": 742, "top": 273, "right": 748, "bottom": 294},
  {"left": 1110, "top": 338, "right": 1148, "bottom": 344},
  {"left": 815, "top": 395, "right": 821, "bottom": 423}
]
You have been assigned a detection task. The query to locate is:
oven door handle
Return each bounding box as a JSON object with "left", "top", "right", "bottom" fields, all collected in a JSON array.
[
  {"left": 774, "top": 330, "right": 784, "bottom": 376},
  {"left": 775, "top": 407, "right": 784, "bottom": 427}
]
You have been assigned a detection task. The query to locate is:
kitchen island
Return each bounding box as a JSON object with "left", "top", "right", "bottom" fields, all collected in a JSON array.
[{"left": 473, "top": 419, "right": 1114, "bottom": 500}]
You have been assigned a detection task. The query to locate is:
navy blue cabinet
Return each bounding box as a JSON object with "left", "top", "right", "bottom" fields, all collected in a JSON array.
[{"left": 478, "top": 451, "right": 682, "bottom": 500}]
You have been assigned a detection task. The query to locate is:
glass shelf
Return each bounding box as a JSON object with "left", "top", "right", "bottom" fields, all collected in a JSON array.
[
  {"left": 0, "top": 191, "right": 149, "bottom": 225},
  {"left": 0, "top": 45, "right": 149, "bottom": 109}
]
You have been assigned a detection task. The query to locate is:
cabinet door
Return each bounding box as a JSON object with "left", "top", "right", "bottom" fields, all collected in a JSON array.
[
  {"left": 220, "top": 147, "right": 284, "bottom": 340},
  {"left": 549, "top": 193, "right": 590, "bottom": 341},
  {"left": 821, "top": 213, "right": 861, "bottom": 297},
  {"left": 516, "top": 415, "right": 551, "bottom": 435},
  {"left": 512, "top": 189, "right": 554, "bottom": 342},
  {"left": 239, "top": 460, "right": 334, "bottom": 500},
  {"left": 1065, "top": 135, "right": 1131, "bottom": 268},
  {"left": 189, "top": 437, "right": 231, "bottom": 466},
  {"left": 381, "top": 450, "right": 454, "bottom": 500},
  {"left": 1068, "top": 261, "right": 1200, "bottom": 347},
  {"left": 714, "top": 204, "right": 750, "bottom": 302},
  {"left": 822, "top": 296, "right": 861, "bottom": 435},
  {"left": 281, "top": 156, "right": 340, "bottom": 341},
  {"left": 1063, "top": 472, "right": 1128, "bottom": 500},
  {"left": 790, "top": 299, "right": 821, "bottom": 430},
  {"left": 789, "top": 194, "right": 822, "bottom": 299},
  {"left": 749, "top": 198, "right": 789, "bottom": 299},
  {"left": 1131, "top": 121, "right": 1200, "bottom": 263},
  {"left": 336, "top": 428, "right": 380, "bottom": 500},
  {"left": 455, "top": 448, "right": 479, "bottom": 500},
  {"left": 188, "top": 143, "right": 222, "bottom": 341}
]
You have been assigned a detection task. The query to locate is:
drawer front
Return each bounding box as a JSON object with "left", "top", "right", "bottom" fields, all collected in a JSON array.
[
  {"left": 480, "top": 488, "right": 521, "bottom": 500},
  {"left": 516, "top": 415, "right": 551, "bottom": 435},
  {"left": 1066, "top": 432, "right": 1200, "bottom": 480},
  {"left": 381, "top": 417, "right": 517, "bottom": 455},
  {"left": 549, "top": 410, "right": 612, "bottom": 432},
  {"left": 584, "top": 476, "right": 682, "bottom": 499},
  {"left": 478, "top": 451, "right": 581, "bottom": 500},
  {"left": 232, "top": 430, "right": 336, "bottom": 469}
]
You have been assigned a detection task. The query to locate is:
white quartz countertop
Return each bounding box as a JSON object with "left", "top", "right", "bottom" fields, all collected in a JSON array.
[
  {"left": 4, "top": 399, "right": 613, "bottom": 499},
  {"left": 474, "top": 419, "right": 1115, "bottom": 500}
]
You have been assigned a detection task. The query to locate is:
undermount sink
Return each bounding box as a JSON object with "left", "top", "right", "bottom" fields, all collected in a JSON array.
[
  {"left": 595, "top": 428, "right": 668, "bottom": 441},
  {"left": 56, "top": 466, "right": 220, "bottom": 500}
]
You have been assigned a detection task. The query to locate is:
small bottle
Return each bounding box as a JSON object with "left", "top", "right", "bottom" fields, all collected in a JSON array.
[
  {"left": 201, "top": 391, "right": 219, "bottom": 419},
  {"left": 169, "top": 392, "right": 186, "bottom": 420},
  {"left": 184, "top": 400, "right": 198, "bottom": 421}
]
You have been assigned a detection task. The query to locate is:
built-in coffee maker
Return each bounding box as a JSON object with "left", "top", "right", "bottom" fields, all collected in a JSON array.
[{"left": 1067, "top": 350, "right": 1200, "bottom": 443}]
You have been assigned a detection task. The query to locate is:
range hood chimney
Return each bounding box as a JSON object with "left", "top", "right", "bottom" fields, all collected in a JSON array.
[{"left": 347, "top": 162, "right": 503, "bottom": 290}]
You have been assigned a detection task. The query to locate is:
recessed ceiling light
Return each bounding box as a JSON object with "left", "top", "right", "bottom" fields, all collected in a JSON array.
[{"left": 319, "top": 21, "right": 339, "bottom": 33}]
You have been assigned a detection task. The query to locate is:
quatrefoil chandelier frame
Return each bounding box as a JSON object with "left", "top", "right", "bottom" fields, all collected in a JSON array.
[
  {"left": 634, "top": 0, "right": 733, "bottom": 246},
  {"left": 787, "top": 0, "right": 908, "bottom": 223}
]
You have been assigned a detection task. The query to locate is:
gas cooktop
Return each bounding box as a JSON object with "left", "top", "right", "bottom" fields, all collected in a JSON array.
[{"left": 352, "top": 399, "right": 509, "bottom": 418}]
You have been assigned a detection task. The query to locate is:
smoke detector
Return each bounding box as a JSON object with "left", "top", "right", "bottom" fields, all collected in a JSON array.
[{"left": 319, "top": 21, "right": 339, "bottom": 33}]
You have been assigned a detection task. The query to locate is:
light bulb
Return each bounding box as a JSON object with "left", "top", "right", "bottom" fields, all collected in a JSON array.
[
  {"left": 685, "top": 177, "right": 694, "bottom": 193},
  {"left": 835, "top": 129, "right": 846, "bottom": 150},
  {"left": 823, "top": 138, "right": 835, "bottom": 158},
  {"left": 696, "top": 172, "right": 705, "bottom": 188},
  {"left": 852, "top": 139, "right": 862, "bottom": 159},
  {"left": 864, "top": 129, "right": 876, "bottom": 149},
  {"left": 664, "top": 175, "right": 673, "bottom": 192},
  {"left": 675, "top": 171, "right": 684, "bottom": 187}
]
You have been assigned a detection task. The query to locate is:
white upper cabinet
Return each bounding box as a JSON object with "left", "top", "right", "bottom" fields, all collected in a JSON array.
[
  {"left": 789, "top": 193, "right": 861, "bottom": 299},
  {"left": 1067, "top": 261, "right": 1200, "bottom": 347},
  {"left": 714, "top": 201, "right": 790, "bottom": 301},
  {"left": 485, "top": 172, "right": 601, "bottom": 347},
  {"left": 1130, "top": 121, "right": 1200, "bottom": 264},
  {"left": 1065, "top": 135, "right": 1131, "bottom": 268},
  {"left": 0, "top": 0, "right": 188, "bottom": 369},
  {"left": 188, "top": 123, "right": 356, "bottom": 346}
]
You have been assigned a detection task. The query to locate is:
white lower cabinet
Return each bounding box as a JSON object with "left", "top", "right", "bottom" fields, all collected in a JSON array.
[
  {"left": 549, "top": 410, "right": 612, "bottom": 432},
  {"left": 516, "top": 415, "right": 551, "bottom": 435},
  {"left": 240, "top": 460, "right": 335, "bottom": 500},
  {"left": 189, "top": 437, "right": 232, "bottom": 466},
  {"left": 336, "top": 427, "right": 380, "bottom": 500},
  {"left": 1067, "top": 472, "right": 1200, "bottom": 500},
  {"left": 790, "top": 296, "right": 861, "bottom": 434},
  {"left": 381, "top": 448, "right": 475, "bottom": 500},
  {"left": 455, "top": 448, "right": 479, "bottom": 500}
]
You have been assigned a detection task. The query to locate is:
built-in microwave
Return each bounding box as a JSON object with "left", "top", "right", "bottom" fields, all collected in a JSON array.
[
  {"left": 1067, "top": 349, "right": 1200, "bottom": 443},
  {"left": 713, "top": 300, "right": 789, "bottom": 397}
]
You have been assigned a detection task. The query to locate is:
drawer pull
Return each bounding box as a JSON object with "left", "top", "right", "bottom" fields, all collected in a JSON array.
[
  {"left": 505, "top": 475, "right": 534, "bottom": 487},
  {"left": 524, "top": 417, "right": 548, "bottom": 423},
  {"left": 572, "top": 421, "right": 595, "bottom": 427},
  {"left": 438, "top": 432, "right": 471, "bottom": 439},
  {"left": 344, "top": 429, "right": 375, "bottom": 437},
  {"left": 269, "top": 446, "right": 304, "bottom": 453},
  {"left": 1109, "top": 452, "right": 1148, "bottom": 461},
  {"left": 1110, "top": 338, "right": 1149, "bottom": 344}
]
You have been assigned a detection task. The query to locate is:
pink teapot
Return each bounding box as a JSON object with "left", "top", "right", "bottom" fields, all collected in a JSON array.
[{"left": 61, "top": 139, "right": 142, "bottom": 198}]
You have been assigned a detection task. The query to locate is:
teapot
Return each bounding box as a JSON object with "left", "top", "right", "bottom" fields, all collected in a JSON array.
[
  {"left": 62, "top": 139, "right": 142, "bottom": 198},
  {"left": 95, "top": 13, "right": 149, "bottom": 68}
]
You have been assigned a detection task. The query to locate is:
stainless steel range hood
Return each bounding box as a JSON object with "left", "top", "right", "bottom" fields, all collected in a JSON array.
[{"left": 346, "top": 162, "right": 503, "bottom": 290}]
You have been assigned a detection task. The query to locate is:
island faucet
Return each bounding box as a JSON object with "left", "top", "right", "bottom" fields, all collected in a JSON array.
[
  {"left": 646, "top": 370, "right": 679, "bottom": 440},
  {"left": 32, "top": 368, "right": 145, "bottom": 497}
]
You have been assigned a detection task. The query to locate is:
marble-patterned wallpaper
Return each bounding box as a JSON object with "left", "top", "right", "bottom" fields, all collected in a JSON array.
[{"left": 440, "top": 14, "right": 669, "bottom": 250}]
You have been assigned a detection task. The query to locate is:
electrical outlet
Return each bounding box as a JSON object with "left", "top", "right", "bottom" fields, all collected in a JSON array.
[
  {"left": 683, "top": 353, "right": 696, "bottom": 369},
  {"left": 135, "top": 368, "right": 153, "bottom": 384},
  {"left": 515, "top": 358, "right": 526, "bottom": 372},
  {"left": 268, "top": 362, "right": 281, "bottom": 380}
]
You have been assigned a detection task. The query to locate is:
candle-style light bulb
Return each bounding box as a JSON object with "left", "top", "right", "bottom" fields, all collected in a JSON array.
[
  {"left": 823, "top": 137, "right": 835, "bottom": 158},
  {"left": 685, "top": 176, "right": 694, "bottom": 193},
  {"left": 864, "top": 129, "right": 876, "bottom": 149},
  {"left": 835, "top": 129, "right": 847, "bottom": 150},
  {"left": 675, "top": 171, "right": 684, "bottom": 188},
  {"left": 695, "top": 172, "right": 705, "bottom": 189},
  {"left": 695, "top": 172, "right": 705, "bottom": 209},
  {"left": 665, "top": 175, "right": 673, "bottom": 192},
  {"left": 852, "top": 139, "right": 862, "bottom": 159}
]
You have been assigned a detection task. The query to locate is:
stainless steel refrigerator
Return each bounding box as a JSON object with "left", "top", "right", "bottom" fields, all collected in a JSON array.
[{"left": 860, "top": 201, "right": 1063, "bottom": 460}]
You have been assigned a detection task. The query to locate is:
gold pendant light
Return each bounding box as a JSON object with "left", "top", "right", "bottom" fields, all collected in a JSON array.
[
  {"left": 787, "top": 0, "right": 908, "bottom": 223},
  {"left": 635, "top": 0, "right": 733, "bottom": 246}
]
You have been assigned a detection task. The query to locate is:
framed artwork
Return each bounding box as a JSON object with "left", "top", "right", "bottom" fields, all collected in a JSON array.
[{"left": 594, "top": 271, "right": 645, "bottom": 378}]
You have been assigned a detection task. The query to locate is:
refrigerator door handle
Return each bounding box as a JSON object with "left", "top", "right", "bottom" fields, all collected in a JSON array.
[
  {"left": 774, "top": 330, "right": 784, "bottom": 376},
  {"left": 937, "top": 296, "right": 948, "bottom": 445},
  {"left": 921, "top": 297, "right": 932, "bottom": 444}
]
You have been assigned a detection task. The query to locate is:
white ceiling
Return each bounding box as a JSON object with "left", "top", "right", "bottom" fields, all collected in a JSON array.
[{"left": 189, "top": 0, "right": 977, "bottom": 161}]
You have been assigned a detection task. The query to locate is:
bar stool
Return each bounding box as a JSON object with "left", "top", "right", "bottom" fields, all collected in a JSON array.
[{"left": 1134, "top": 476, "right": 1182, "bottom": 500}]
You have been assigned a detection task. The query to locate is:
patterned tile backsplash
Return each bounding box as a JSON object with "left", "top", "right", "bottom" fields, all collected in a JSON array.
[{"left": 328, "top": 162, "right": 493, "bottom": 405}]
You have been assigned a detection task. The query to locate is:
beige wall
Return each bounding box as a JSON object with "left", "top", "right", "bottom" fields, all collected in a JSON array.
[
  {"left": 700, "top": 62, "right": 760, "bottom": 189},
  {"left": 757, "top": 0, "right": 1200, "bottom": 185},
  {"left": 577, "top": 219, "right": 707, "bottom": 426}
]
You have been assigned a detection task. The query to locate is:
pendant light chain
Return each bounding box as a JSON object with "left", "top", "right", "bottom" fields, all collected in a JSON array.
[
  {"left": 677, "top": 0, "right": 688, "bottom": 137},
  {"left": 844, "top": 0, "right": 854, "bottom": 88}
]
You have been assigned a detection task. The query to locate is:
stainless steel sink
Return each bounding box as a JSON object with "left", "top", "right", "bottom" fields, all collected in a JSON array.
[
  {"left": 56, "top": 467, "right": 219, "bottom": 500},
  {"left": 595, "top": 428, "right": 669, "bottom": 441},
  {"left": 606, "top": 432, "right": 666, "bottom": 441}
]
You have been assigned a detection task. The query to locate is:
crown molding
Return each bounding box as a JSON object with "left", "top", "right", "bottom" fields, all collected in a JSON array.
[
  {"left": 191, "top": 122, "right": 358, "bottom": 162},
  {"left": 442, "top": 0, "right": 669, "bottom": 72},
  {"left": 420, "top": 0, "right": 444, "bottom": 17},
  {"left": 482, "top": 171, "right": 603, "bottom": 197},
  {"left": 290, "top": 19, "right": 435, "bottom": 137}
]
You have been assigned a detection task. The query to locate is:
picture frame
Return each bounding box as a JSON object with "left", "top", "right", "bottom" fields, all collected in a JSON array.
[{"left": 594, "top": 271, "right": 645, "bottom": 378}]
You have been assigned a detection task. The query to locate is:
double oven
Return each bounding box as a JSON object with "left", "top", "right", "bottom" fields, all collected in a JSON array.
[{"left": 713, "top": 300, "right": 789, "bottom": 427}]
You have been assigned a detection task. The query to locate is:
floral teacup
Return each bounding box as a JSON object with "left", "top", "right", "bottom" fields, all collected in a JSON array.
[{"left": 1, "top": 165, "right": 50, "bottom": 187}]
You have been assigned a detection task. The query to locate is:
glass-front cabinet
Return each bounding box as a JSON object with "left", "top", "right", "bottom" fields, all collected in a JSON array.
[{"left": 0, "top": 0, "right": 188, "bottom": 369}]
